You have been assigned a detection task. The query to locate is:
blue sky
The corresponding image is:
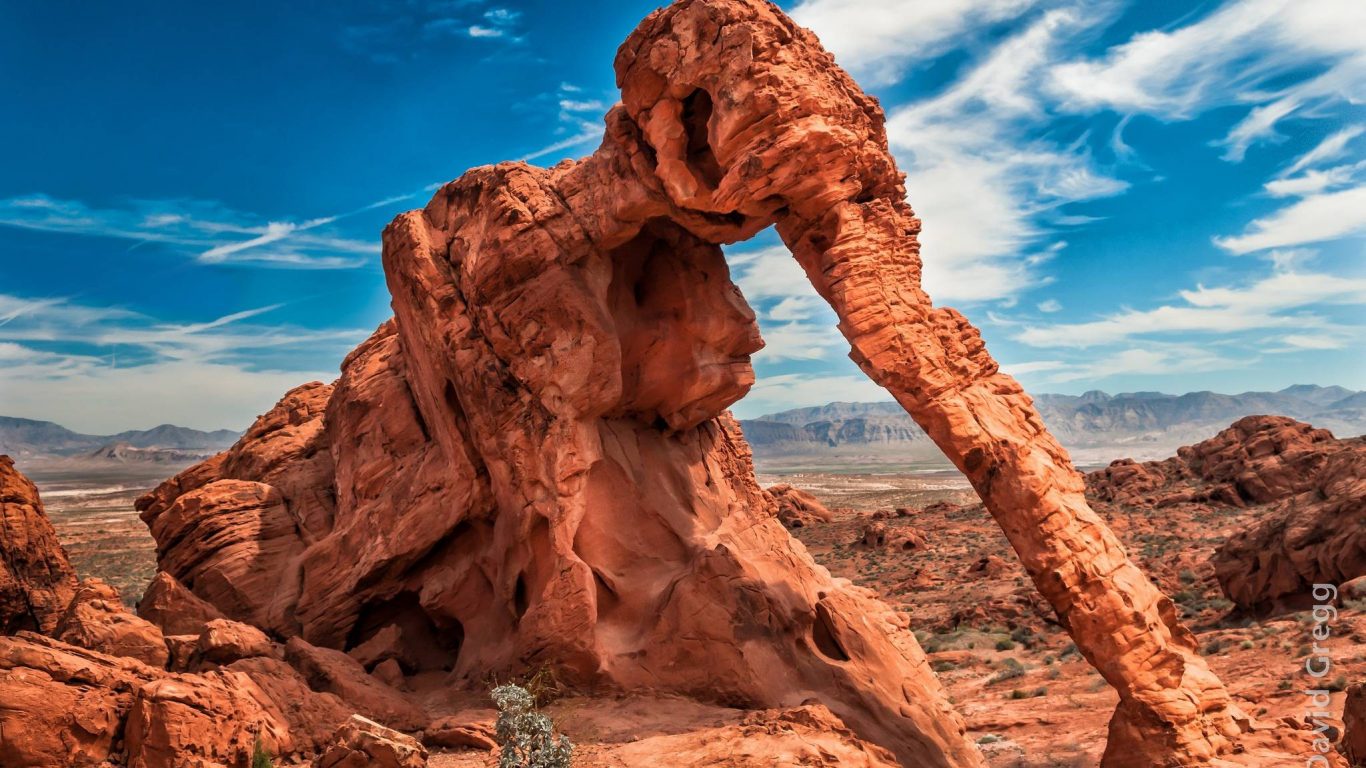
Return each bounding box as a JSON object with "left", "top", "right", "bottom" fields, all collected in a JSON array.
[{"left": 1, "top": 0, "right": 1363, "bottom": 433}]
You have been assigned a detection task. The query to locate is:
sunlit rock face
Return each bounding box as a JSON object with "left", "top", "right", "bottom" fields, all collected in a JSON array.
[
  {"left": 0, "top": 454, "right": 78, "bottom": 635},
  {"left": 129, "top": 1, "right": 1315, "bottom": 765}
]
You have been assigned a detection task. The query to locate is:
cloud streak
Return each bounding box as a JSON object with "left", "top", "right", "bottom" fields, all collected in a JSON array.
[{"left": 0, "top": 191, "right": 419, "bottom": 269}]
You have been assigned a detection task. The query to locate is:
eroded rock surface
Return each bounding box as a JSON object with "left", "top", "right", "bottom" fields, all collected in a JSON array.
[
  {"left": 766, "top": 483, "right": 834, "bottom": 528},
  {"left": 314, "top": 715, "right": 428, "bottom": 768},
  {"left": 0, "top": 631, "right": 350, "bottom": 768},
  {"left": 0, "top": 455, "right": 78, "bottom": 634},
  {"left": 137, "top": 571, "right": 226, "bottom": 636},
  {"left": 131, "top": 0, "right": 1270, "bottom": 765},
  {"left": 1090, "top": 416, "right": 1365, "bottom": 611}
]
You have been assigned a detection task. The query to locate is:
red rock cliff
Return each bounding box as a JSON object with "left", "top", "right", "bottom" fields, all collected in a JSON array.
[{"left": 0, "top": 455, "right": 77, "bottom": 635}]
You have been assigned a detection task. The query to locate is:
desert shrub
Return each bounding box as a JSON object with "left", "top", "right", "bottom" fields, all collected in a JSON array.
[
  {"left": 250, "top": 736, "right": 273, "bottom": 768},
  {"left": 989, "top": 658, "right": 1025, "bottom": 685},
  {"left": 995, "top": 638, "right": 1017, "bottom": 651},
  {"left": 493, "top": 684, "right": 574, "bottom": 768}
]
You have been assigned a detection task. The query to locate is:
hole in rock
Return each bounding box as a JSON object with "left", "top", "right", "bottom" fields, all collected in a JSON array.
[
  {"left": 514, "top": 573, "right": 530, "bottom": 620},
  {"left": 681, "top": 88, "right": 723, "bottom": 189},
  {"left": 346, "top": 591, "right": 462, "bottom": 673},
  {"left": 811, "top": 601, "right": 850, "bottom": 662}
]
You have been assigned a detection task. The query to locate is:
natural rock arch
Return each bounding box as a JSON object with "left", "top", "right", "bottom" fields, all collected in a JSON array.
[{"left": 139, "top": 1, "right": 1262, "bottom": 765}]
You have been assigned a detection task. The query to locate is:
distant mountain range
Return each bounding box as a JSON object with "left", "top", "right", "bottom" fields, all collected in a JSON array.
[
  {"left": 741, "top": 384, "right": 1366, "bottom": 467},
  {"left": 0, "top": 416, "right": 239, "bottom": 461}
]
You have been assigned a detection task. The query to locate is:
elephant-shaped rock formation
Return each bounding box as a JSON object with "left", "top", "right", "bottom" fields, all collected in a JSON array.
[{"left": 137, "top": 1, "right": 1279, "bottom": 765}]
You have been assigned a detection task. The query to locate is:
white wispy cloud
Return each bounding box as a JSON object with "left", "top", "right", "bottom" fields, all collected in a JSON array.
[
  {"left": 1015, "top": 269, "right": 1366, "bottom": 348},
  {"left": 884, "top": 7, "right": 1127, "bottom": 304},
  {"left": 730, "top": 373, "right": 892, "bottom": 419},
  {"left": 789, "top": 0, "right": 1042, "bottom": 86},
  {"left": 1282, "top": 126, "right": 1364, "bottom": 177},
  {"left": 0, "top": 193, "right": 404, "bottom": 268},
  {"left": 0, "top": 357, "right": 334, "bottom": 434},
  {"left": 1042, "top": 344, "right": 1247, "bottom": 383},
  {"left": 519, "top": 82, "right": 607, "bottom": 162},
  {"left": 1045, "top": 0, "right": 1366, "bottom": 162},
  {"left": 726, "top": 246, "right": 845, "bottom": 362},
  {"left": 1263, "top": 166, "right": 1360, "bottom": 198},
  {"left": 0, "top": 292, "right": 369, "bottom": 432},
  {"left": 1213, "top": 185, "right": 1366, "bottom": 254}
]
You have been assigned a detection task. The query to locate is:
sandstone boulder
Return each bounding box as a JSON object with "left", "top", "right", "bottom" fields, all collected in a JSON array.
[
  {"left": 0, "top": 455, "right": 78, "bottom": 634},
  {"left": 424, "top": 716, "right": 497, "bottom": 751},
  {"left": 858, "top": 521, "right": 888, "bottom": 548},
  {"left": 0, "top": 631, "right": 349, "bottom": 767},
  {"left": 0, "top": 632, "right": 140, "bottom": 766},
  {"left": 138, "top": 571, "right": 226, "bottom": 636},
  {"left": 314, "top": 714, "right": 427, "bottom": 768},
  {"left": 765, "top": 483, "right": 834, "bottom": 528},
  {"left": 54, "top": 579, "right": 169, "bottom": 668},
  {"left": 1344, "top": 683, "right": 1365, "bottom": 767},
  {"left": 198, "top": 618, "right": 278, "bottom": 665},
  {"left": 285, "top": 636, "right": 427, "bottom": 731}
]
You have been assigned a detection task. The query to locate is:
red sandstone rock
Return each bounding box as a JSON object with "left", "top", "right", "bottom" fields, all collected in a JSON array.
[
  {"left": 1089, "top": 416, "right": 1345, "bottom": 507},
  {"left": 765, "top": 483, "right": 834, "bottom": 528},
  {"left": 1090, "top": 417, "right": 1365, "bottom": 611},
  {"left": 54, "top": 579, "right": 169, "bottom": 668},
  {"left": 285, "top": 636, "right": 428, "bottom": 731},
  {"left": 138, "top": 571, "right": 226, "bottom": 636},
  {"left": 314, "top": 714, "right": 427, "bottom": 768},
  {"left": 1213, "top": 434, "right": 1364, "bottom": 611},
  {"left": 889, "top": 529, "right": 927, "bottom": 552},
  {"left": 198, "top": 617, "right": 278, "bottom": 665},
  {"left": 1345, "top": 683, "right": 1365, "bottom": 767},
  {"left": 0, "top": 630, "right": 350, "bottom": 767},
  {"left": 372, "top": 657, "right": 406, "bottom": 689},
  {"left": 858, "top": 521, "right": 889, "bottom": 548},
  {"left": 0, "top": 455, "right": 78, "bottom": 635},
  {"left": 970, "top": 555, "right": 1009, "bottom": 579},
  {"left": 129, "top": 1, "right": 1274, "bottom": 765},
  {"left": 424, "top": 716, "right": 497, "bottom": 751},
  {"left": 0, "top": 632, "right": 138, "bottom": 766}
]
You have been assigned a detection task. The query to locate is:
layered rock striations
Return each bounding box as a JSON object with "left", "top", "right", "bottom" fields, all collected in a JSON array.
[
  {"left": 132, "top": 0, "right": 1272, "bottom": 765},
  {"left": 0, "top": 455, "right": 77, "bottom": 634},
  {"left": 1091, "top": 416, "right": 1365, "bottom": 612}
]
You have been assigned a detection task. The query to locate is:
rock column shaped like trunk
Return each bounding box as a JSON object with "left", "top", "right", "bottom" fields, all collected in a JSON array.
[
  {"left": 137, "top": 1, "right": 1254, "bottom": 766},
  {"left": 614, "top": 1, "right": 1242, "bottom": 764}
]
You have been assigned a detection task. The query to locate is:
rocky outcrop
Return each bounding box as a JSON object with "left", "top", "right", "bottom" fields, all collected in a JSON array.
[
  {"left": 198, "top": 618, "right": 278, "bottom": 665},
  {"left": 0, "top": 455, "right": 77, "bottom": 634},
  {"left": 284, "top": 637, "right": 428, "bottom": 731},
  {"left": 1213, "top": 433, "right": 1364, "bottom": 611},
  {"left": 53, "top": 578, "right": 169, "bottom": 668},
  {"left": 765, "top": 483, "right": 834, "bottom": 528},
  {"left": 1089, "top": 416, "right": 1346, "bottom": 507},
  {"left": 130, "top": 1, "right": 1264, "bottom": 765},
  {"left": 314, "top": 716, "right": 426, "bottom": 765},
  {"left": 137, "top": 571, "right": 226, "bottom": 636},
  {"left": 0, "top": 631, "right": 350, "bottom": 767},
  {"left": 1088, "top": 416, "right": 1365, "bottom": 611},
  {"left": 1345, "top": 683, "right": 1365, "bottom": 767},
  {"left": 313, "top": 715, "right": 428, "bottom": 768}
]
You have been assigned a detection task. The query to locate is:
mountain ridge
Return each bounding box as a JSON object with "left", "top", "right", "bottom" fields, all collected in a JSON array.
[
  {"left": 741, "top": 384, "right": 1366, "bottom": 466},
  {"left": 0, "top": 416, "right": 240, "bottom": 459}
]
